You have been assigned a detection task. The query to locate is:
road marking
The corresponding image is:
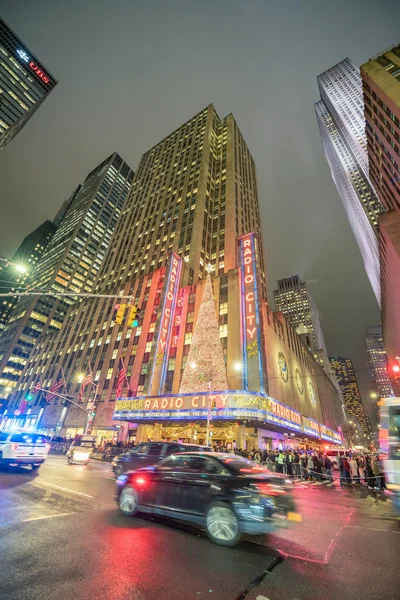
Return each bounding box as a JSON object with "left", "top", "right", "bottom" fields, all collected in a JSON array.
[
  {"left": 38, "top": 481, "right": 93, "bottom": 498},
  {"left": 346, "top": 525, "right": 400, "bottom": 534},
  {"left": 22, "top": 512, "right": 74, "bottom": 523}
]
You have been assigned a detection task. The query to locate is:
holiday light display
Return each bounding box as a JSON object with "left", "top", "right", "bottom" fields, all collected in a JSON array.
[{"left": 179, "top": 273, "right": 229, "bottom": 393}]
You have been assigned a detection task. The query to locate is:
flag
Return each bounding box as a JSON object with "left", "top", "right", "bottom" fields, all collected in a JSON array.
[
  {"left": 32, "top": 380, "right": 42, "bottom": 393},
  {"left": 78, "top": 372, "right": 93, "bottom": 401},
  {"left": 46, "top": 377, "right": 64, "bottom": 401},
  {"left": 116, "top": 363, "right": 126, "bottom": 398}
]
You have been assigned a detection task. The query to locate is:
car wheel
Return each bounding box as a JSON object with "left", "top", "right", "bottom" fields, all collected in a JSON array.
[
  {"left": 206, "top": 502, "right": 240, "bottom": 547},
  {"left": 114, "top": 463, "right": 123, "bottom": 477},
  {"left": 119, "top": 486, "right": 139, "bottom": 517},
  {"left": 31, "top": 464, "right": 41, "bottom": 470}
]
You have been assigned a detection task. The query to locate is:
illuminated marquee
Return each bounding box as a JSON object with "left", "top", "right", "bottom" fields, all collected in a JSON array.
[
  {"left": 319, "top": 423, "right": 334, "bottom": 442},
  {"left": 302, "top": 416, "right": 320, "bottom": 438},
  {"left": 148, "top": 253, "right": 182, "bottom": 395},
  {"left": 238, "top": 233, "right": 266, "bottom": 393},
  {"left": 16, "top": 49, "right": 50, "bottom": 84},
  {"left": 114, "top": 391, "right": 302, "bottom": 431}
]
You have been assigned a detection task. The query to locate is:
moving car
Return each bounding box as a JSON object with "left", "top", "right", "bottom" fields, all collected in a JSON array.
[
  {"left": 325, "top": 449, "right": 349, "bottom": 470},
  {"left": 0, "top": 431, "right": 50, "bottom": 470},
  {"left": 67, "top": 434, "right": 96, "bottom": 465},
  {"left": 111, "top": 441, "right": 207, "bottom": 476},
  {"left": 116, "top": 452, "right": 300, "bottom": 546}
]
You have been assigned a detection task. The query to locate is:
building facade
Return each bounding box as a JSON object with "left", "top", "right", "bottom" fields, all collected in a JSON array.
[
  {"left": 361, "top": 46, "right": 400, "bottom": 381},
  {"left": 315, "top": 58, "right": 384, "bottom": 304},
  {"left": 273, "top": 274, "right": 327, "bottom": 354},
  {"left": 0, "top": 18, "right": 57, "bottom": 149},
  {"left": 2, "top": 107, "right": 344, "bottom": 449},
  {"left": 0, "top": 220, "right": 56, "bottom": 332},
  {"left": 363, "top": 325, "right": 394, "bottom": 399},
  {"left": 0, "top": 153, "right": 133, "bottom": 403},
  {"left": 329, "top": 356, "right": 372, "bottom": 435}
]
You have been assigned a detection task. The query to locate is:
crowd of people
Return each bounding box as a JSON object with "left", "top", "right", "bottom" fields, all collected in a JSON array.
[{"left": 213, "top": 445, "right": 386, "bottom": 490}]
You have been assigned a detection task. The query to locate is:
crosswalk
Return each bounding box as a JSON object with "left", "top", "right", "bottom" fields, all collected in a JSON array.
[{"left": 294, "top": 479, "right": 335, "bottom": 487}]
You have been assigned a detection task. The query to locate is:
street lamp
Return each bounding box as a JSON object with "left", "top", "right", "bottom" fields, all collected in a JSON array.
[
  {"left": 77, "top": 374, "right": 85, "bottom": 383},
  {"left": 370, "top": 392, "right": 378, "bottom": 399},
  {"left": 0, "top": 257, "right": 28, "bottom": 275},
  {"left": 233, "top": 361, "right": 242, "bottom": 372}
]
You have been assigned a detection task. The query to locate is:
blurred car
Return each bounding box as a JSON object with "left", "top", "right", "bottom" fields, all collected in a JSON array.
[
  {"left": 0, "top": 431, "right": 50, "bottom": 470},
  {"left": 116, "top": 452, "right": 300, "bottom": 546},
  {"left": 67, "top": 434, "right": 96, "bottom": 465},
  {"left": 111, "top": 441, "right": 207, "bottom": 476}
]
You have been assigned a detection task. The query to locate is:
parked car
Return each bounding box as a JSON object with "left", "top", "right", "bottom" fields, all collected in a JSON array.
[
  {"left": 0, "top": 431, "right": 50, "bottom": 470},
  {"left": 325, "top": 449, "right": 349, "bottom": 470},
  {"left": 116, "top": 452, "right": 300, "bottom": 546},
  {"left": 111, "top": 442, "right": 208, "bottom": 476}
]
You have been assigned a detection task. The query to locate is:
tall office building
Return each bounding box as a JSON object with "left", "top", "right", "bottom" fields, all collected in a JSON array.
[
  {"left": 315, "top": 58, "right": 384, "bottom": 304},
  {"left": 0, "top": 18, "right": 57, "bottom": 149},
  {"left": 329, "top": 356, "right": 372, "bottom": 434},
  {"left": 363, "top": 326, "right": 394, "bottom": 398},
  {"left": 3, "top": 106, "right": 343, "bottom": 444},
  {"left": 361, "top": 46, "right": 400, "bottom": 380},
  {"left": 0, "top": 153, "right": 133, "bottom": 399},
  {"left": 0, "top": 220, "right": 56, "bottom": 332},
  {"left": 274, "top": 275, "right": 327, "bottom": 354}
]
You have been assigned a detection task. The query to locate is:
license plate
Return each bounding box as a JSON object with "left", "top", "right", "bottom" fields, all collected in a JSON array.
[{"left": 287, "top": 512, "right": 302, "bottom": 522}]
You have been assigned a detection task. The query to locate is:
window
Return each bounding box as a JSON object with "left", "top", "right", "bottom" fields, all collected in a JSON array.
[{"left": 148, "top": 443, "right": 163, "bottom": 456}]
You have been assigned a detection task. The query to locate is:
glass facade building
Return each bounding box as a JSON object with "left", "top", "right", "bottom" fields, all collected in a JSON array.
[
  {"left": 315, "top": 58, "right": 384, "bottom": 305},
  {"left": 329, "top": 356, "right": 372, "bottom": 435},
  {"left": 0, "top": 17, "right": 57, "bottom": 149},
  {"left": 363, "top": 325, "right": 394, "bottom": 399},
  {"left": 0, "top": 153, "right": 133, "bottom": 401}
]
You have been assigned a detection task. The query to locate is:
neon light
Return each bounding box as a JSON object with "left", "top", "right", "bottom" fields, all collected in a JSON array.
[
  {"left": 16, "top": 49, "right": 50, "bottom": 84},
  {"left": 238, "top": 233, "right": 265, "bottom": 392},
  {"left": 148, "top": 253, "right": 182, "bottom": 394}
]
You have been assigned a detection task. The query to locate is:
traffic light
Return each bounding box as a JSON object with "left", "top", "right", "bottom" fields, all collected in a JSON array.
[
  {"left": 113, "top": 303, "right": 127, "bottom": 325},
  {"left": 392, "top": 364, "right": 400, "bottom": 382},
  {"left": 127, "top": 305, "right": 140, "bottom": 328},
  {"left": 26, "top": 393, "right": 33, "bottom": 403},
  {"left": 211, "top": 398, "right": 216, "bottom": 409}
]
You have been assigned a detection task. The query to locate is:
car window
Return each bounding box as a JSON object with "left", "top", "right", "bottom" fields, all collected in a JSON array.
[
  {"left": 9, "top": 433, "right": 48, "bottom": 444},
  {"left": 159, "top": 455, "right": 192, "bottom": 469},
  {"left": 147, "top": 443, "right": 163, "bottom": 456},
  {"left": 164, "top": 444, "right": 183, "bottom": 456}
]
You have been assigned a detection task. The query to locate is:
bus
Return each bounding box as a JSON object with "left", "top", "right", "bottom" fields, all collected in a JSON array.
[{"left": 379, "top": 397, "right": 400, "bottom": 513}]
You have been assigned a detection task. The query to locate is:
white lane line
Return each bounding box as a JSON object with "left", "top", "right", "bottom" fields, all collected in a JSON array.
[
  {"left": 38, "top": 481, "right": 93, "bottom": 498},
  {"left": 346, "top": 525, "right": 400, "bottom": 534},
  {"left": 22, "top": 512, "right": 74, "bottom": 523}
]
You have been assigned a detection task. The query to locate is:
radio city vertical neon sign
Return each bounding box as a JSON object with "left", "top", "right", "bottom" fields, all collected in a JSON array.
[
  {"left": 16, "top": 49, "right": 50, "bottom": 84},
  {"left": 149, "top": 253, "right": 182, "bottom": 395},
  {"left": 238, "top": 233, "right": 265, "bottom": 393}
]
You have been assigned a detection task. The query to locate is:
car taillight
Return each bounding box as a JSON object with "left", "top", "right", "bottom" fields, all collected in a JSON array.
[
  {"left": 255, "top": 482, "right": 285, "bottom": 497},
  {"left": 11, "top": 443, "right": 19, "bottom": 451},
  {"left": 135, "top": 476, "right": 147, "bottom": 487}
]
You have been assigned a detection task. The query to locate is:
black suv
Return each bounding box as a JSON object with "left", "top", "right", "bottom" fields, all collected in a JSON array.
[{"left": 111, "top": 442, "right": 207, "bottom": 476}]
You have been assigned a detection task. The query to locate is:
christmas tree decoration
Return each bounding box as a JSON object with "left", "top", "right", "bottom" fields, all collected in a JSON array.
[{"left": 179, "top": 273, "right": 229, "bottom": 393}]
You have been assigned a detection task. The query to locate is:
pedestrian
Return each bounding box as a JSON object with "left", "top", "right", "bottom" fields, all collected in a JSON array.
[
  {"left": 300, "top": 454, "right": 308, "bottom": 480},
  {"left": 349, "top": 456, "right": 360, "bottom": 484},
  {"left": 371, "top": 455, "right": 382, "bottom": 489},
  {"left": 312, "top": 453, "right": 322, "bottom": 482},
  {"left": 276, "top": 450, "right": 285, "bottom": 473},
  {"left": 342, "top": 455, "right": 351, "bottom": 485},
  {"left": 322, "top": 454, "right": 334, "bottom": 482},
  {"left": 307, "top": 455, "right": 314, "bottom": 480},
  {"left": 285, "top": 451, "right": 294, "bottom": 477}
]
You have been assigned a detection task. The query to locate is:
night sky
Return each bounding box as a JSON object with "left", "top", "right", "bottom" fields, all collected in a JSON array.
[{"left": 1, "top": 0, "right": 399, "bottom": 418}]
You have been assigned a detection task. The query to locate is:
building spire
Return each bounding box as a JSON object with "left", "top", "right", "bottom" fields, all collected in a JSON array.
[{"left": 179, "top": 273, "right": 228, "bottom": 393}]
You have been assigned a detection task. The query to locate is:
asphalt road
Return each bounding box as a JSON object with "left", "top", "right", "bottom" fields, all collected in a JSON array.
[{"left": 1, "top": 455, "right": 399, "bottom": 600}]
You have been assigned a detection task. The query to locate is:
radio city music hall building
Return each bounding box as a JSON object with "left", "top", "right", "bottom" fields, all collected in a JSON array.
[{"left": 4, "top": 105, "right": 343, "bottom": 449}]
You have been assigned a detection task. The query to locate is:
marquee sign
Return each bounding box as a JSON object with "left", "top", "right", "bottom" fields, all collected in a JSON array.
[
  {"left": 114, "top": 391, "right": 302, "bottom": 431},
  {"left": 148, "top": 253, "right": 182, "bottom": 395},
  {"left": 238, "top": 233, "right": 266, "bottom": 393},
  {"left": 302, "top": 416, "right": 320, "bottom": 438}
]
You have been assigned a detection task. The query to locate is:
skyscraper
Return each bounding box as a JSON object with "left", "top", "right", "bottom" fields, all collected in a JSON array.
[
  {"left": 315, "top": 58, "right": 384, "bottom": 304},
  {"left": 0, "top": 153, "right": 133, "bottom": 400},
  {"left": 273, "top": 274, "right": 327, "bottom": 354},
  {"left": 329, "top": 356, "right": 372, "bottom": 434},
  {"left": 360, "top": 46, "right": 400, "bottom": 381},
  {"left": 0, "top": 18, "right": 57, "bottom": 149},
  {"left": 5, "top": 106, "right": 343, "bottom": 444},
  {"left": 0, "top": 220, "right": 56, "bottom": 332},
  {"left": 363, "top": 326, "right": 394, "bottom": 398}
]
